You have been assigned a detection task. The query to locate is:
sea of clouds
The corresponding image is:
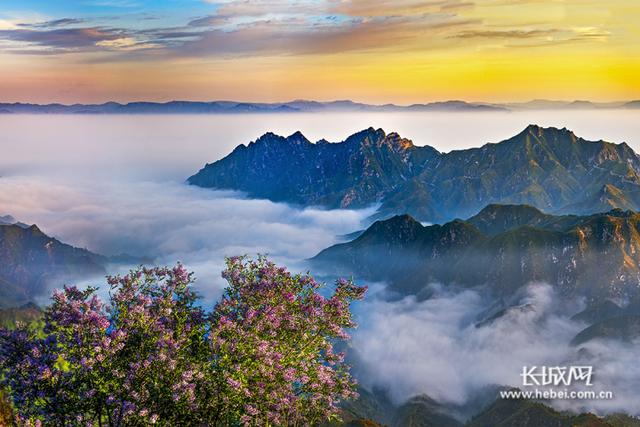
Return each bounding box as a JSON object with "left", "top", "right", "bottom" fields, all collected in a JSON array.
[
  {"left": 1, "top": 177, "right": 639, "bottom": 417},
  {"left": 351, "top": 282, "right": 640, "bottom": 416},
  {"left": 0, "top": 175, "right": 376, "bottom": 305},
  {"left": 2, "top": 112, "right": 640, "bottom": 417}
]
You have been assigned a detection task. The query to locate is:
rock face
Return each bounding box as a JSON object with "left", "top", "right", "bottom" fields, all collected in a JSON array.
[
  {"left": 0, "top": 223, "right": 106, "bottom": 308},
  {"left": 188, "top": 125, "right": 640, "bottom": 223},
  {"left": 189, "top": 128, "right": 439, "bottom": 209},
  {"left": 311, "top": 205, "right": 640, "bottom": 301}
]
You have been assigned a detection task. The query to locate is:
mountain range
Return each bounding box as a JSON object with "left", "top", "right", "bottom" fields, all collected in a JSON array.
[
  {"left": 334, "top": 387, "right": 640, "bottom": 427},
  {"left": 312, "top": 204, "right": 640, "bottom": 304},
  {"left": 0, "top": 219, "right": 142, "bottom": 308},
  {"left": 188, "top": 125, "right": 640, "bottom": 223},
  {"left": 0, "top": 99, "right": 639, "bottom": 114},
  {"left": 5, "top": 119, "right": 640, "bottom": 424}
]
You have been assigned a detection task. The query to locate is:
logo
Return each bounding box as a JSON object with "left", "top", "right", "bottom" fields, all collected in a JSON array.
[
  {"left": 500, "top": 365, "right": 611, "bottom": 400},
  {"left": 521, "top": 366, "right": 593, "bottom": 387}
]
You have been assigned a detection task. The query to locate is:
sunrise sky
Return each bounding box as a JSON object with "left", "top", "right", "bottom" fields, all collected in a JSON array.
[{"left": 0, "top": 0, "right": 638, "bottom": 104}]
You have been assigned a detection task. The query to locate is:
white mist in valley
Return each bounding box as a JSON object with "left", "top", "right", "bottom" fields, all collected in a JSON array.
[
  {"left": 352, "top": 283, "right": 640, "bottom": 416},
  {"left": 0, "top": 176, "right": 376, "bottom": 304}
]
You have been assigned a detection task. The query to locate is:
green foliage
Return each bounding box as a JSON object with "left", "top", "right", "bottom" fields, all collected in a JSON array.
[
  {"left": 0, "top": 304, "right": 43, "bottom": 330},
  {"left": 0, "top": 389, "right": 14, "bottom": 427}
]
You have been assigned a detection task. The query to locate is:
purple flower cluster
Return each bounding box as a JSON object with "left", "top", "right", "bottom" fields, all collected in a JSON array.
[
  {"left": 211, "top": 256, "right": 366, "bottom": 425},
  {"left": 0, "top": 257, "right": 366, "bottom": 426}
]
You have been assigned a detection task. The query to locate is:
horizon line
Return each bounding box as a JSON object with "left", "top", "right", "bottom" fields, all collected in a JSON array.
[{"left": 1, "top": 98, "right": 639, "bottom": 107}]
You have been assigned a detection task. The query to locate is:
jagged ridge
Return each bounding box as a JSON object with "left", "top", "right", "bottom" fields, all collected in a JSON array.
[
  {"left": 312, "top": 204, "right": 640, "bottom": 301},
  {"left": 188, "top": 125, "right": 640, "bottom": 222},
  {"left": 0, "top": 223, "right": 106, "bottom": 307}
]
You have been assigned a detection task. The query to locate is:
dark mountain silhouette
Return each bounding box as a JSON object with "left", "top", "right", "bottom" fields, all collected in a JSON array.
[
  {"left": 189, "top": 126, "right": 640, "bottom": 223},
  {"left": 0, "top": 222, "right": 144, "bottom": 308},
  {"left": 333, "top": 388, "right": 638, "bottom": 427},
  {"left": 312, "top": 205, "right": 640, "bottom": 301}
]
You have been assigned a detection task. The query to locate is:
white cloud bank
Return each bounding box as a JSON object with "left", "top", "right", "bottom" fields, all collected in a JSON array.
[
  {"left": 352, "top": 282, "right": 640, "bottom": 416},
  {"left": 1, "top": 175, "right": 639, "bottom": 416},
  {"left": 0, "top": 175, "right": 375, "bottom": 304}
]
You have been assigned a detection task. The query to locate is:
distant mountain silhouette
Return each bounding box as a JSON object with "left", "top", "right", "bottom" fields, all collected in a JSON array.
[
  {"left": 0, "top": 100, "right": 505, "bottom": 114},
  {"left": 1, "top": 99, "right": 637, "bottom": 114}
]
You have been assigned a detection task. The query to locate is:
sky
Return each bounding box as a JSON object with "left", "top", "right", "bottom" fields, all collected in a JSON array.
[{"left": 0, "top": 0, "right": 638, "bottom": 104}]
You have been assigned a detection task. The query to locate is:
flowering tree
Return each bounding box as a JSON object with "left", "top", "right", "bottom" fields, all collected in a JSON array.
[
  {"left": 0, "top": 258, "right": 366, "bottom": 426},
  {"left": 210, "top": 256, "right": 366, "bottom": 426},
  {"left": 0, "top": 266, "right": 211, "bottom": 427}
]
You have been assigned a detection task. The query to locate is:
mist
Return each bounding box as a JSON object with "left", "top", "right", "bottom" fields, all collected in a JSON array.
[
  {"left": 1, "top": 110, "right": 639, "bottom": 181},
  {"left": 0, "top": 175, "right": 375, "bottom": 304},
  {"left": 352, "top": 282, "right": 640, "bottom": 416}
]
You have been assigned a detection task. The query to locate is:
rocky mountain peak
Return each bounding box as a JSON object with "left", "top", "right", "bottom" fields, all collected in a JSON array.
[
  {"left": 345, "top": 127, "right": 386, "bottom": 146},
  {"left": 382, "top": 132, "right": 415, "bottom": 151},
  {"left": 519, "top": 124, "right": 578, "bottom": 142},
  {"left": 252, "top": 132, "right": 282, "bottom": 145},
  {"left": 285, "top": 131, "right": 311, "bottom": 145},
  {"left": 360, "top": 214, "right": 424, "bottom": 243},
  {"left": 312, "top": 205, "right": 640, "bottom": 300},
  {"left": 189, "top": 126, "right": 640, "bottom": 223}
]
